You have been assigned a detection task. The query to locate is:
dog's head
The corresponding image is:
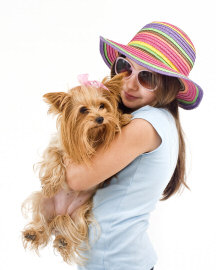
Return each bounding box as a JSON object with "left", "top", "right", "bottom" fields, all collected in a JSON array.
[{"left": 43, "top": 74, "right": 124, "bottom": 164}]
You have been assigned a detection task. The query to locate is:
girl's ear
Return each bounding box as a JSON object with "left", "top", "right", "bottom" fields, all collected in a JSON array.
[{"left": 43, "top": 92, "right": 70, "bottom": 114}]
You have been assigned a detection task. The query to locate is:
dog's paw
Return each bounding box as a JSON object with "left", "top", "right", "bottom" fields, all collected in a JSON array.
[
  {"left": 22, "top": 228, "right": 50, "bottom": 250},
  {"left": 54, "top": 235, "right": 68, "bottom": 249},
  {"left": 23, "top": 230, "right": 38, "bottom": 242},
  {"left": 58, "top": 238, "right": 68, "bottom": 248},
  {"left": 53, "top": 235, "right": 76, "bottom": 264}
]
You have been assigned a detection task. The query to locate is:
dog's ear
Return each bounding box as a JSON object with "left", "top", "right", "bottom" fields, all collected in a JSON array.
[
  {"left": 43, "top": 92, "right": 70, "bottom": 114},
  {"left": 102, "top": 73, "right": 124, "bottom": 97}
]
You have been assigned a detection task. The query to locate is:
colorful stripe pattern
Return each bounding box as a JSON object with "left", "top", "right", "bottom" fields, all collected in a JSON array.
[{"left": 99, "top": 21, "right": 203, "bottom": 110}]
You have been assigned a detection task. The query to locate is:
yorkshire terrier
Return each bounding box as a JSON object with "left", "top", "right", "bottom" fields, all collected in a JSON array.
[{"left": 22, "top": 74, "right": 131, "bottom": 265}]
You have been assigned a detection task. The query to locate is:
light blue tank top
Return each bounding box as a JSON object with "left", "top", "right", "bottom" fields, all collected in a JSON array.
[{"left": 77, "top": 105, "right": 179, "bottom": 270}]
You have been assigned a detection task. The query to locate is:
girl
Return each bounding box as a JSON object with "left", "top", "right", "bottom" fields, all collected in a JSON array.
[{"left": 65, "top": 21, "right": 203, "bottom": 270}]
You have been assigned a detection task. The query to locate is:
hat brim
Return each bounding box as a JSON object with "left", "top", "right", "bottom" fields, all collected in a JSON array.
[{"left": 100, "top": 36, "right": 203, "bottom": 110}]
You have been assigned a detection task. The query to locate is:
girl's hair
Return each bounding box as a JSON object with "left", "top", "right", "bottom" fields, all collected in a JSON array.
[
  {"left": 111, "top": 58, "right": 189, "bottom": 201},
  {"left": 150, "top": 75, "right": 189, "bottom": 201}
]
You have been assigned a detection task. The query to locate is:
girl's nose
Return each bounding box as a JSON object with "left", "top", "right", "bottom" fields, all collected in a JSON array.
[{"left": 125, "top": 74, "right": 139, "bottom": 91}]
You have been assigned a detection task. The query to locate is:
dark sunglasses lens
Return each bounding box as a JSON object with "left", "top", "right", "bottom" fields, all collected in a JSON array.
[
  {"left": 115, "top": 59, "right": 132, "bottom": 77},
  {"left": 138, "top": 71, "right": 157, "bottom": 89}
]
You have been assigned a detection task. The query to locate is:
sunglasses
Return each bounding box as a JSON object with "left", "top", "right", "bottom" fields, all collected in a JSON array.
[{"left": 115, "top": 57, "right": 158, "bottom": 91}]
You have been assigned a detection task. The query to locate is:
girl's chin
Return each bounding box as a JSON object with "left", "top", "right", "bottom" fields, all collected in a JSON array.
[{"left": 122, "top": 99, "right": 139, "bottom": 110}]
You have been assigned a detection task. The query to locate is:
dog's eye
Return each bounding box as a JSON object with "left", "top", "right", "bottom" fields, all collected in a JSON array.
[
  {"left": 80, "top": 106, "right": 89, "bottom": 114},
  {"left": 99, "top": 103, "right": 105, "bottom": 109}
]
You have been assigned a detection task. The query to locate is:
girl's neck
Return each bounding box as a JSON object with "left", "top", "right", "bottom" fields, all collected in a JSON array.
[{"left": 118, "top": 99, "right": 135, "bottom": 114}]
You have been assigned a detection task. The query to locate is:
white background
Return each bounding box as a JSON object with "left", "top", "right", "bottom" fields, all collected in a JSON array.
[{"left": 0, "top": 0, "right": 215, "bottom": 269}]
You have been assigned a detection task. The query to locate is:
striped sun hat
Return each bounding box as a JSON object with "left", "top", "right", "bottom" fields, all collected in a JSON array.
[{"left": 99, "top": 21, "right": 203, "bottom": 110}]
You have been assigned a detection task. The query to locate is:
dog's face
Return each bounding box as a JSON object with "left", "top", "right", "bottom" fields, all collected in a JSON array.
[
  {"left": 43, "top": 75, "right": 123, "bottom": 164},
  {"left": 68, "top": 85, "right": 119, "bottom": 135}
]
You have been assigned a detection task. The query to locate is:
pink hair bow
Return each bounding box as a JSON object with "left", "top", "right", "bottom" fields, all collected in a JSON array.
[{"left": 77, "top": 74, "right": 109, "bottom": 90}]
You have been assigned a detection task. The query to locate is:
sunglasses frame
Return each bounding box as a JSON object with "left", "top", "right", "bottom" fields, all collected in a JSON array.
[{"left": 115, "top": 57, "right": 158, "bottom": 92}]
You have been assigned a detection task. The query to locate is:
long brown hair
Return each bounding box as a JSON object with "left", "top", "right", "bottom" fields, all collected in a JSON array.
[
  {"left": 150, "top": 75, "right": 190, "bottom": 200},
  {"left": 111, "top": 60, "right": 190, "bottom": 200}
]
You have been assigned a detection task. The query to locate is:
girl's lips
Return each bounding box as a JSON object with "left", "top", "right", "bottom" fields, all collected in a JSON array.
[{"left": 124, "top": 91, "right": 139, "bottom": 101}]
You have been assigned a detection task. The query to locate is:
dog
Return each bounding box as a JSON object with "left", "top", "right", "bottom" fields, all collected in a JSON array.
[{"left": 22, "top": 74, "right": 131, "bottom": 265}]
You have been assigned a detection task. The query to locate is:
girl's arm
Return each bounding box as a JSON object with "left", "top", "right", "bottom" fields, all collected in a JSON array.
[{"left": 66, "top": 118, "right": 161, "bottom": 191}]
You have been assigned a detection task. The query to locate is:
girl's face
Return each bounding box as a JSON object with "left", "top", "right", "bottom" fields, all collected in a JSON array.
[{"left": 120, "top": 58, "right": 157, "bottom": 111}]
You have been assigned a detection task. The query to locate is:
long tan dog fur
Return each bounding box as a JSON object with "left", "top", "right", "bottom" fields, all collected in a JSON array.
[{"left": 22, "top": 74, "right": 131, "bottom": 265}]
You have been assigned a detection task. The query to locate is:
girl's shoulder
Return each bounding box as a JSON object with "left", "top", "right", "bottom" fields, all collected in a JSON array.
[
  {"left": 131, "top": 105, "right": 173, "bottom": 119},
  {"left": 131, "top": 105, "right": 177, "bottom": 146}
]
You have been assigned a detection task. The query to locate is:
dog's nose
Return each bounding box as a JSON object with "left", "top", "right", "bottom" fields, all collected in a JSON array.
[{"left": 95, "top": 116, "right": 104, "bottom": 124}]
